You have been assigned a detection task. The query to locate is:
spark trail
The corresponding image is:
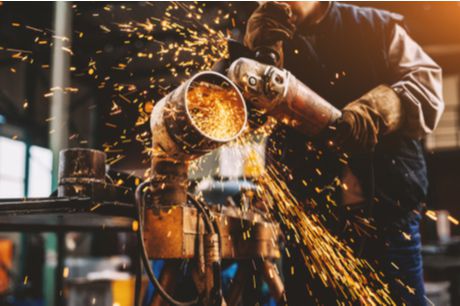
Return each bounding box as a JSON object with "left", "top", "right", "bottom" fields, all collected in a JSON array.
[
  {"left": 187, "top": 81, "right": 245, "bottom": 140},
  {"left": 257, "top": 162, "right": 395, "bottom": 305},
  {"left": 215, "top": 127, "right": 395, "bottom": 304}
]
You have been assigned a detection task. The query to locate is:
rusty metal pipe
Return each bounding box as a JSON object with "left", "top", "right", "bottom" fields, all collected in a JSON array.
[
  {"left": 57, "top": 148, "right": 106, "bottom": 197},
  {"left": 150, "top": 71, "right": 247, "bottom": 207}
]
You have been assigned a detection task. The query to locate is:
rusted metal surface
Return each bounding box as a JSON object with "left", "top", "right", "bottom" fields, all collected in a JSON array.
[
  {"left": 149, "top": 159, "right": 188, "bottom": 207},
  {"left": 58, "top": 148, "right": 106, "bottom": 183},
  {"left": 143, "top": 205, "right": 280, "bottom": 260},
  {"left": 275, "top": 74, "right": 342, "bottom": 136},
  {"left": 150, "top": 71, "right": 247, "bottom": 207},
  {"left": 56, "top": 148, "right": 133, "bottom": 204},
  {"left": 150, "top": 71, "right": 247, "bottom": 160},
  {"left": 58, "top": 148, "right": 107, "bottom": 197}
]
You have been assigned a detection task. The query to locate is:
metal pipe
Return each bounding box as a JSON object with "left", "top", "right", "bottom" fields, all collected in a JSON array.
[
  {"left": 149, "top": 71, "right": 247, "bottom": 207},
  {"left": 47, "top": 3, "right": 72, "bottom": 306},
  {"left": 50, "top": 1, "right": 73, "bottom": 189}
]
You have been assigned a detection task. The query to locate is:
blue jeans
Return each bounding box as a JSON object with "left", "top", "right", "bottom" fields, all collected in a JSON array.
[
  {"left": 283, "top": 215, "right": 426, "bottom": 305},
  {"left": 362, "top": 215, "right": 426, "bottom": 305}
]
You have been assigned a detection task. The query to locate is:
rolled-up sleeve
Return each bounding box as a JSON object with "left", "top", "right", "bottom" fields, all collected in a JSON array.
[{"left": 389, "top": 24, "right": 445, "bottom": 139}]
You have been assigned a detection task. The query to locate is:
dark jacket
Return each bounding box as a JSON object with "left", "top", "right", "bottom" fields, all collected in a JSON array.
[{"left": 265, "top": 3, "right": 443, "bottom": 229}]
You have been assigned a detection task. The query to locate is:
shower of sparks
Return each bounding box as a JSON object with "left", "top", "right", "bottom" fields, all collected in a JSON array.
[
  {"left": 0, "top": 2, "right": 245, "bottom": 170},
  {"left": 257, "top": 163, "right": 395, "bottom": 305},
  {"left": 116, "top": 2, "right": 230, "bottom": 74},
  {"left": 187, "top": 81, "right": 246, "bottom": 140},
  {"left": 0, "top": 2, "right": 237, "bottom": 171},
  {"left": 425, "top": 209, "right": 459, "bottom": 225},
  {"left": 0, "top": 2, "right": 455, "bottom": 304},
  {"left": 103, "top": 1, "right": 232, "bottom": 171},
  {"left": 188, "top": 102, "right": 396, "bottom": 303},
  {"left": 208, "top": 127, "right": 393, "bottom": 304},
  {"left": 184, "top": 86, "right": 394, "bottom": 302}
]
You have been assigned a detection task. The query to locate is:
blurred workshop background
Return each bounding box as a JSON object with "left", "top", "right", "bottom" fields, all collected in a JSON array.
[{"left": 0, "top": 1, "right": 459, "bottom": 306}]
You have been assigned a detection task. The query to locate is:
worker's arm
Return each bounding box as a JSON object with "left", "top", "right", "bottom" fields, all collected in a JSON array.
[
  {"left": 389, "top": 24, "right": 444, "bottom": 139},
  {"left": 335, "top": 23, "right": 444, "bottom": 151},
  {"left": 242, "top": 10, "right": 444, "bottom": 149}
]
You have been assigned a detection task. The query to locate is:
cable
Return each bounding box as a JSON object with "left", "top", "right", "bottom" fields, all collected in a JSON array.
[
  {"left": 186, "top": 193, "right": 216, "bottom": 234},
  {"left": 188, "top": 194, "right": 223, "bottom": 306},
  {"left": 135, "top": 181, "right": 199, "bottom": 306}
]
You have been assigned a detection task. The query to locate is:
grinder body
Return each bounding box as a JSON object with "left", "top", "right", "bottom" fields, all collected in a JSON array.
[{"left": 228, "top": 57, "right": 342, "bottom": 136}]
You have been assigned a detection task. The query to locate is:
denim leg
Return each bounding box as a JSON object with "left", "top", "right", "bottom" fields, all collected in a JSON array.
[{"left": 364, "top": 217, "right": 426, "bottom": 305}]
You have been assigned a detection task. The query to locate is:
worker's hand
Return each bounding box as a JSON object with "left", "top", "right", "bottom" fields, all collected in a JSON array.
[
  {"left": 244, "top": 2, "right": 296, "bottom": 66},
  {"left": 334, "top": 85, "right": 404, "bottom": 152}
]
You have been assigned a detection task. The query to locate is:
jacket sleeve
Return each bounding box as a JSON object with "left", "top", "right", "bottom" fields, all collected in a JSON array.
[{"left": 388, "top": 23, "right": 445, "bottom": 139}]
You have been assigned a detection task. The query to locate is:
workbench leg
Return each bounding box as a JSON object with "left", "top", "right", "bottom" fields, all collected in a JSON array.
[
  {"left": 43, "top": 233, "right": 57, "bottom": 306},
  {"left": 55, "top": 232, "right": 65, "bottom": 306}
]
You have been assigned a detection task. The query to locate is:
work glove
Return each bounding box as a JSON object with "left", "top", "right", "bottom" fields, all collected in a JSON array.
[
  {"left": 244, "top": 2, "right": 296, "bottom": 67},
  {"left": 334, "top": 85, "right": 404, "bottom": 152}
]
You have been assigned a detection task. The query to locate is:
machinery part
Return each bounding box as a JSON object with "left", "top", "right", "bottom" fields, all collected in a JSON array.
[
  {"left": 57, "top": 148, "right": 133, "bottom": 203},
  {"left": 150, "top": 71, "right": 247, "bottom": 159},
  {"left": 135, "top": 181, "right": 199, "bottom": 306},
  {"left": 226, "top": 260, "right": 284, "bottom": 306},
  {"left": 228, "top": 57, "right": 284, "bottom": 112},
  {"left": 58, "top": 148, "right": 106, "bottom": 187},
  {"left": 136, "top": 182, "right": 225, "bottom": 306},
  {"left": 58, "top": 148, "right": 107, "bottom": 197},
  {"left": 142, "top": 204, "right": 280, "bottom": 260},
  {"left": 187, "top": 194, "right": 224, "bottom": 306},
  {"left": 204, "top": 234, "right": 220, "bottom": 267},
  {"left": 228, "top": 57, "right": 342, "bottom": 136},
  {"left": 150, "top": 159, "right": 188, "bottom": 208},
  {"left": 150, "top": 71, "right": 247, "bottom": 207}
]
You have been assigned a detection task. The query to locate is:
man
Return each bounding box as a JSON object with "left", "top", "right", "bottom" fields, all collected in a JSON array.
[{"left": 243, "top": 2, "right": 444, "bottom": 305}]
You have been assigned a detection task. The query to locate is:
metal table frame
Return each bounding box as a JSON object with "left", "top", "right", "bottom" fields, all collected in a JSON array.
[{"left": 0, "top": 196, "right": 138, "bottom": 306}]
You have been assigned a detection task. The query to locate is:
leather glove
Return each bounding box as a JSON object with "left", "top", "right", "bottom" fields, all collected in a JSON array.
[
  {"left": 244, "top": 2, "right": 296, "bottom": 67},
  {"left": 334, "top": 85, "right": 404, "bottom": 152}
]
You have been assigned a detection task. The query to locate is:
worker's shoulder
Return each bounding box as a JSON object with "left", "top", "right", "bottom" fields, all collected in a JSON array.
[{"left": 334, "top": 2, "right": 404, "bottom": 28}]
